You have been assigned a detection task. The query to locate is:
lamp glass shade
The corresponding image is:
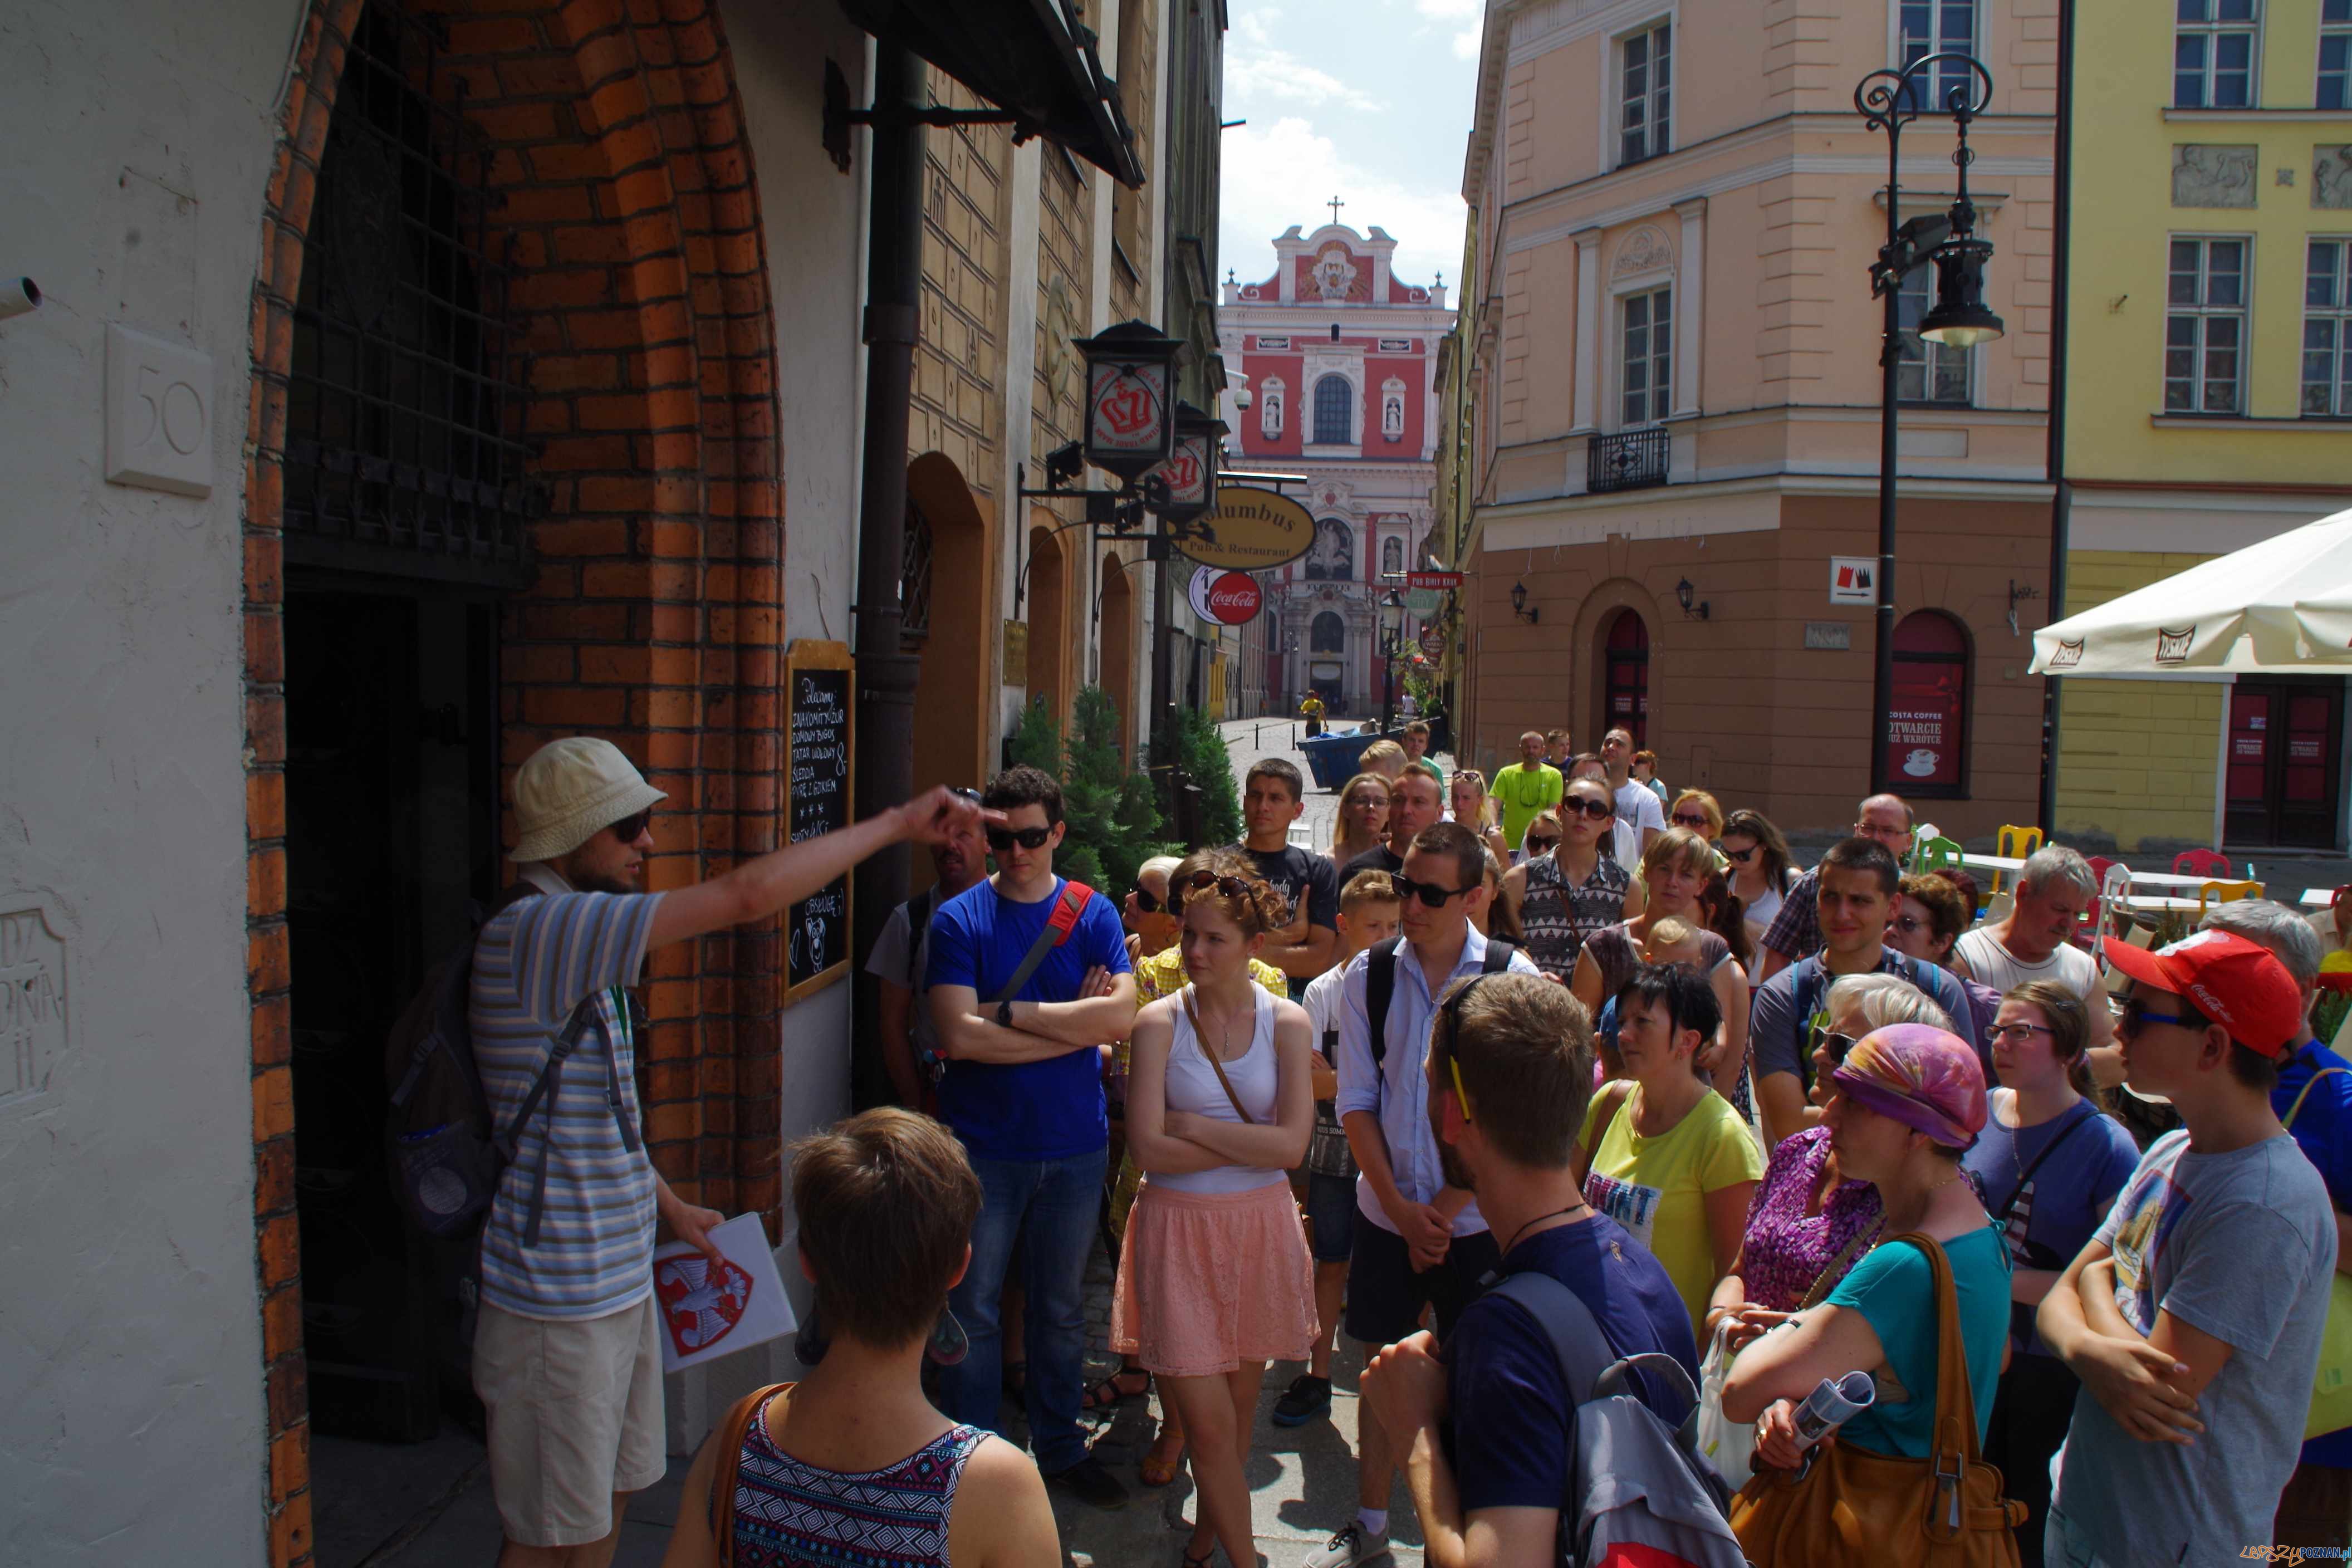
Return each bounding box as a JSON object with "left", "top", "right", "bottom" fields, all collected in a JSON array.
[
  {"left": 1152, "top": 431, "right": 1214, "bottom": 517},
  {"left": 1510, "top": 581, "right": 1528, "bottom": 614},
  {"left": 1076, "top": 321, "right": 1183, "bottom": 478},
  {"left": 1920, "top": 242, "right": 2003, "bottom": 348}
]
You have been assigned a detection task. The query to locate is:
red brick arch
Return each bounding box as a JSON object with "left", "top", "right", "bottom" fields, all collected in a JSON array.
[{"left": 242, "top": 1, "right": 785, "bottom": 1560}]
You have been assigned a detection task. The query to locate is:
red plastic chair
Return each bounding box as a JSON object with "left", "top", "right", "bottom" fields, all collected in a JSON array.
[{"left": 2173, "top": 847, "right": 2233, "bottom": 879}]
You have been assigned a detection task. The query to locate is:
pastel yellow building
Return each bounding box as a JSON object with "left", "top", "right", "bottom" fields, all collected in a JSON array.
[{"left": 2056, "top": 0, "right": 2351, "bottom": 852}]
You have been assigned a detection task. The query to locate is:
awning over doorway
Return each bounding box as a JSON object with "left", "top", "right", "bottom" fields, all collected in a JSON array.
[
  {"left": 839, "top": 0, "right": 1145, "bottom": 187},
  {"left": 2031, "top": 506, "right": 2352, "bottom": 675}
]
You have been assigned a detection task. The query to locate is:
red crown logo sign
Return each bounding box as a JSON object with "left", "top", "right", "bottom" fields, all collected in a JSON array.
[
  {"left": 1096, "top": 382, "right": 1153, "bottom": 439},
  {"left": 655, "top": 1252, "right": 755, "bottom": 1356}
]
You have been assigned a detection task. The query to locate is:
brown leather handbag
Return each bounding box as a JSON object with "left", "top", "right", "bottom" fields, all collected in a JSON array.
[
  {"left": 707, "top": 1382, "right": 794, "bottom": 1565},
  {"left": 1726, "top": 1232, "right": 2027, "bottom": 1567}
]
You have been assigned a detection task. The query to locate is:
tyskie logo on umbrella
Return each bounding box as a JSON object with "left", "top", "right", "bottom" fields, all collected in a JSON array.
[
  {"left": 2155, "top": 626, "right": 2196, "bottom": 664},
  {"left": 2047, "top": 639, "right": 2084, "bottom": 670}
]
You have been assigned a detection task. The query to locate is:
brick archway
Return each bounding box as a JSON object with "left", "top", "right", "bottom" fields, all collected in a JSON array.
[{"left": 242, "top": 1, "right": 785, "bottom": 1559}]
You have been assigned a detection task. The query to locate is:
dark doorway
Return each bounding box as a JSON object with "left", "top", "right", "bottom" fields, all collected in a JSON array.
[
  {"left": 1601, "top": 609, "right": 1650, "bottom": 748},
  {"left": 2224, "top": 678, "right": 2345, "bottom": 849}
]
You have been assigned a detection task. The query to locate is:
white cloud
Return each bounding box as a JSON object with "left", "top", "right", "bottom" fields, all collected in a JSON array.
[
  {"left": 1453, "top": 26, "right": 1480, "bottom": 58},
  {"left": 1219, "top": 117, "right": 1468, "bottom": 293},
  {"left": 1414, "top": 0, "right": 1481, "bottom": 17},
  {"left": 1226, "top": 45, "right": 1389, "bottom": 112}
]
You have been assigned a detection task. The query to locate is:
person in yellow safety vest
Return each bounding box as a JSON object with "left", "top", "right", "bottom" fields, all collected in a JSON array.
[{"left": 1300, "top": 690, "right": 1326, "bottom": 738}]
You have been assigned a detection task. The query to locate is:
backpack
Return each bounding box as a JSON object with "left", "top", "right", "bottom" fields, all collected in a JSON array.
[
  {"left": 1364, "top": 934, "right": 1518, "bottom": 1080},
  {"left": 1484, "top": 1270, "right": 1747, "bottom": 1568},
  {"left": 382, "top": 885, "right": 642, "bottom": 1244}
]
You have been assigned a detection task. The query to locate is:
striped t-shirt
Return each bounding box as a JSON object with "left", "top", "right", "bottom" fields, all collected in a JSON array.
[{"left": 469, "top": 889, "right": 662, "bottom": 1320}]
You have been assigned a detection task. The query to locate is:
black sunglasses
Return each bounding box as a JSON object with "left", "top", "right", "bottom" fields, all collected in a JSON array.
[
  {"left": 1177, "top": 870, "right": 1256, "bottom": 907},
  {"left": 986, "top": 825, "right": 1054, "bottom": 852},
  {"left": 607, "top": 809, "right": 653, "bottom": 844},
  {"left": 1807, "top": 1022, "right": 1859, "bottom": 1069},
  {"left": 1562, "top": 797, "right": 1614, "bottom": 821},
  {"left": 1724, "top": 845, "right": 1757, "bottom": 864},
  {"left": 1390, "top": 873, "right": 1474, "bottom": 909},
  {"left": 1131, "top": 885, "right": 1161, "bottom": 914},
  {"left": 1524, "top": 833, "right": 1561, "bottom": 852},
  {"left": 1672, "top": 812, "right": 1712, "bottom": 829}
]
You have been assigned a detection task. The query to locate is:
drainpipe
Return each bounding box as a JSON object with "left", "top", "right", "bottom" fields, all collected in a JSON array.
[
  {"left": 2040, "top": 0, "right": 2076, "bottom": 834},
  {"left": 850, "top": 45, "right": 924, "bottom": 1104}
]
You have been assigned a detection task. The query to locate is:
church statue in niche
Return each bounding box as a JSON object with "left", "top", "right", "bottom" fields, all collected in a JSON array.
[
  {"left": 1304, "top": 517, "right": 1354, "bottom": 580},
  {"left": 1381, "top": 376, "right": 1407, "bottom": 440},
  {"left": 1260, "top": 379, "right": 1285, "bottom": 438}
]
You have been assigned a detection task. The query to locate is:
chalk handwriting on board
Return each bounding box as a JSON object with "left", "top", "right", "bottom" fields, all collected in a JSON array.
[{"left": 788, "top": 662, "right": 852, "bottom": 989}]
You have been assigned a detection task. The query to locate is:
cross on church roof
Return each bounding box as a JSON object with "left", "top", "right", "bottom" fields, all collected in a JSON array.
[{"left": 1327, "top": 194, "right": 1345, "bottom": 225}]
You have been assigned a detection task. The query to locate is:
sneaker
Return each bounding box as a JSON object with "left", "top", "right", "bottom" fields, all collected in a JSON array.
[
  {"left": 1046, "top": 1453, "right": 1130, "bottom": 1511},
  {"left": 1270, "top": 1373, "right": 1332, "bottom": 1427},
  {"left": 1299, "top": 1522, "right": 1388, "bottom": 1567}
]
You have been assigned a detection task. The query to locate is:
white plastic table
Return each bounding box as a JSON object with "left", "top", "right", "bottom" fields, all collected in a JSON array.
[
  {"left": 2306, "top": 887, "right": 2343, "bottom": 910},
  {"left": 1956, "top": 852, "right": 2026, "bottom": 876}
]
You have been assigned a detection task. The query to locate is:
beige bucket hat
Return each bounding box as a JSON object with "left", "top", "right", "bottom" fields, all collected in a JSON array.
[{"left": 509, "top": 737, "right": 668, "bottom": 863}]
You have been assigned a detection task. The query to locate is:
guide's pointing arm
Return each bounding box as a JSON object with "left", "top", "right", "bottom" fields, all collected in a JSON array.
[{"left": 649, "top": 787, "right": 994, "bottom": 949}]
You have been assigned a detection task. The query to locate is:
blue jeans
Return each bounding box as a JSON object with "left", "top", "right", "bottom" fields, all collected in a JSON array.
[{"left": 939, "top": 1146, "right": 1105, "bottom": 1473}]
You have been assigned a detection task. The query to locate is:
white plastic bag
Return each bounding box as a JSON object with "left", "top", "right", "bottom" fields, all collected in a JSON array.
[{"left": 1693, "top": 1321, "right": 1755, "bottom": 1493}]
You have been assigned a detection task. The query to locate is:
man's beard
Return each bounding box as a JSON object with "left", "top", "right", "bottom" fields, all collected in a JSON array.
[
  {"left": 572, "top": 870, "right": 639, "bottom": 895},
  {"left": 1428, "top": 1095, "right": 1477, "bottom": 1192}
]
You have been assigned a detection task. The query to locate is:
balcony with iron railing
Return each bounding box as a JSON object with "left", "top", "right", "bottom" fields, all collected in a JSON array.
[{"left": 1586, "top": 427, "right": 1670, "bottom": 494}]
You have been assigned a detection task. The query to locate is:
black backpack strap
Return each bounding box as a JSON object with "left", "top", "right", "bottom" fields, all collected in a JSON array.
[
  {"left": 1482, "top": 939, "right": 1517, "bottom": 974},
  {"left": 501, "top": 999, "right": 599, "bottom": 1248},
  {"left": 1366, "top": 935, "right": 1404, "bottom": 1070}
]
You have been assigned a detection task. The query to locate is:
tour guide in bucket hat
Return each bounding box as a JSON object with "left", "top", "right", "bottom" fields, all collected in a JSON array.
[
  {"left": 2099, "top": 927, "right": 2304, "bottom": 1056},
  {"left": 508, "top": 736, "right": 667, "bottom": 863},
  {"left": 1829, "top": 1022, "right": 1990, "bottom": 1149}
]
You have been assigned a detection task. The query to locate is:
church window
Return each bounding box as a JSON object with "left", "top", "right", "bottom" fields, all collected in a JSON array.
[{"left": 1313, "top": 375, "right": 1354, "bottom": 444}]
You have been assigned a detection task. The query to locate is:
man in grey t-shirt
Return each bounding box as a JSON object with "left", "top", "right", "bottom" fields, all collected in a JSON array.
[{"left": 2039, "top": 930, "right": 2337, "bottom": 1566}]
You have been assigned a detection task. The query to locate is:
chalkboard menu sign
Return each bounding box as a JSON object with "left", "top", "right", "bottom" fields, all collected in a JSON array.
[{"left": 785, "top": 640, "right": 854, "bottom": 1002}]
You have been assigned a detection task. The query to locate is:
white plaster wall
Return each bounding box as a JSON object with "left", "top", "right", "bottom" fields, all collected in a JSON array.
[{"left": 0, "top": 0, "right": 297, "bottom": 1559}]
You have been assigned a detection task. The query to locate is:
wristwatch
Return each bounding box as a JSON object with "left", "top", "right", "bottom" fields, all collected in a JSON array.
[{"left": 997, "top": 998, "right": 1015, "bottom": 1028}]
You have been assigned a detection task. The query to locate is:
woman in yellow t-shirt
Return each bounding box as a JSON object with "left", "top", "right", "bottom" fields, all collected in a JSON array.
[{"left": 1572, "top": 959, "right": 1763, "bottom": 1332}]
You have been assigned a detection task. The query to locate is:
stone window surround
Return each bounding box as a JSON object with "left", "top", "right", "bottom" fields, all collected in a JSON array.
[
  {"left": 1609, "top": 11, "right": 1677, "bottom": 173},
  {"left": 2174, "top": 0, "right": 2263, "bottom": 110}
]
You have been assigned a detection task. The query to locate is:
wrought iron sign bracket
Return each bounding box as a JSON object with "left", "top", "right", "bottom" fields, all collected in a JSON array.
[{"left": 823, "top": 60, "right": 1032, "bottom": 173}]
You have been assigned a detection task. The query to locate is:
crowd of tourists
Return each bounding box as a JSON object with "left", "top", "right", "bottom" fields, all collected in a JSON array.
[{"left": 458, "top": 727, "right": 2352, "bottom": 1568}]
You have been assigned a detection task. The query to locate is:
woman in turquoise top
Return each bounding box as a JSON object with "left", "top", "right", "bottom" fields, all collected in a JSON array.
[{"left": 1724, "top": 1023, "right": 2011, "bottom": 1471}]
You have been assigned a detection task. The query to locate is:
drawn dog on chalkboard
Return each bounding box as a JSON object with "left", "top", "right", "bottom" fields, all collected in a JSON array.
[{"left": 790, "top": 905, "right": 830, "bottom": 977}]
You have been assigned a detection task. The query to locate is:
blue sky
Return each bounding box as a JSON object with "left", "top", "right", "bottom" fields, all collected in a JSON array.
[{"left": 1217, "top": 1, "right": 1483, "bottom": 300}]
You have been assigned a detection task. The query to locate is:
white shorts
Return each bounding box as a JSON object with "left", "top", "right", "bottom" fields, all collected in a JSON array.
[{"left": 472, "top": 1295, "right": 667, "bottom": 1547}]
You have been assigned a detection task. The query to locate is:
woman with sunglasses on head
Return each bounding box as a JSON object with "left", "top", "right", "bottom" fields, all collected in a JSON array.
[
  {"left": 1571, "top": 963, "right": 1766, "bottom": 1334},
  {"left": 1718, "top": 809, "right": 1796, "bottom": 952},
  {"left": 1572, "top": 827, "right": 1749, "bottom": 1099},
  {"left": 1123, "top": 855, "right": 1185, "bottom": 968},
  {"left": 1502, "top": 779, "right": 1641, "bottom": 985},
  {"left": 1113, "top": 851, "right": 1316, "bottom": 1568},
  {"left": 1886, "top": 871, "right": 2006, "bottom": 1071},
  {"left": 1958, "top": 982, "right": 2138, "bottom": 1567},
  {"left": 1329, "top": 772, "right": 1391, "bottom": 870},
  {"left": 1447, "top": 769, "right": 1512, "bottom": 868}
]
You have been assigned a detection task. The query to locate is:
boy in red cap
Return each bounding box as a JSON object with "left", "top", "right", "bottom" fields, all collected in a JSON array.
[{"left": 2036, "top": 930, "right": 2338, "bottom": 1567}]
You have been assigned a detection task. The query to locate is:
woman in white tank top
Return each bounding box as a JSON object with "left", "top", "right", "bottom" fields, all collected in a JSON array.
[{"left": 1111, "top": 850, "right": 1317, "bottom": 1568}]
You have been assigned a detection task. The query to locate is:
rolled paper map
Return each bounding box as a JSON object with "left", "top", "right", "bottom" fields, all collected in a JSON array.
[{"left": 1792, "top": 1370, "right": 1878, "bottom": 1445}]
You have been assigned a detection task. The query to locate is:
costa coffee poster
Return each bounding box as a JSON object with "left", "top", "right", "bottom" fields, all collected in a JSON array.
[
  {"left": 653, "top": 1212, "right": 796, "bottom": 1372},
  {"left": 1884, "top": 662, "right": 1964, "bottom": 790}
]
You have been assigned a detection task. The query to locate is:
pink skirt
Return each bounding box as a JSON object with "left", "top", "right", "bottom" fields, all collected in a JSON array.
[{"left": 1111, "top": 1177, "right": 1317, "bottom": 1378}]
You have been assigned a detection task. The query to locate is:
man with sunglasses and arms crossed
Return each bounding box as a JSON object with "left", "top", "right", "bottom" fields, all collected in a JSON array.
[
  {"left": 1749, "top": 836, "right": 1969, "bottom": 1148},
  {"left": 473, "top": 738, "right": 988, "bottom": 1567},
  {"left": 1305, "top": 822, "right": 1542, "bottom": 1568},
  {"left": 927, "top": 765, "right": 1139, "bottom": 1511}
]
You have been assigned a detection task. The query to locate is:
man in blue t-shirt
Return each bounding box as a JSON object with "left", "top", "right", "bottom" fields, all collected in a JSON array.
[
  {"left": 926, "top": 764, "right": 1136, "bottom": 1511},
  {"left": 1751, "top": 836, "right": 1972, "bottom": 1146},
  {"left": 2202, "top": 900, "right": 2352, "bottom": 1547},
  {"left": 1356, "top": 972, "right": 1697, "bottom": 1568}
]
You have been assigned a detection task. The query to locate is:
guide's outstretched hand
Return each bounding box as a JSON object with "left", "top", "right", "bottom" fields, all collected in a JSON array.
[{"left": 896, "top": 785, "right": 1002, "bottom": 845}]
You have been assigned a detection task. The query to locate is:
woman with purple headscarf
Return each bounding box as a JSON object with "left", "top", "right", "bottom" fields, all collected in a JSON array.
[{"left": 1723, "top": 1024, "right": 2014, "bottom": 1493}]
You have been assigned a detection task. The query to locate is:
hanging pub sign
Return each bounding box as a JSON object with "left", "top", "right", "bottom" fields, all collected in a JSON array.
[
  {"left": 1182, "top": 567, "right": 1263, "bottom": 625},
  {"left": 1075, "top": 320, "right": 1181, "bottom": 480},
  {"left": 1884, "top": 660, "right": 1965, "bottom": 790},
  {"left": 1178, "top": 486, "right": 1316, "bottom": 572}
]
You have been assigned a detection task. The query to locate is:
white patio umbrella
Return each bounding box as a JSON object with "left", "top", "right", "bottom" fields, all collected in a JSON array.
[{"left": 2030, "top": 506, "right": 2352, "bottom": 675}]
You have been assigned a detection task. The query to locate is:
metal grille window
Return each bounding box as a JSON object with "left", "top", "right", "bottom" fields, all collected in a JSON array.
[
  {"left": 1620, "top": 22, "right": 1672, "bottom": 166},
  {"left": 1312, "top": 375, "right": 1354, "bottom": 444},
  {"left": 2305, "top": 239, "right": 2352, "bottom": 416},
  {"left": 2175, "top": 0, "right": 2258, "bottom": 108},
  {"left": 1898, "top": 264, "right": 1973, "bottom": 403},
  {"left": 1898, "top": 0, "right": 1978, "bottom": 110},
  {"left": 899, "top": 498, "right": 934, "bottom": 643},
  {"left": 286, "top": 7, "right": 535, "bottom": 586},
  {"left": 2323, "top": 0, "right": 2351, "bottom": 108},
  {"left": 2166, "top": 238, "right": 2248, "bottom": 413},
  {"left": 1620, "top": 286, "right": 1673, "bottom": 427}
]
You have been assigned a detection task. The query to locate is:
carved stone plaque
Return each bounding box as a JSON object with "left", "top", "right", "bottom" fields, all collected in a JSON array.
[
  {"left": 2172, "top": 145, "right": 2257, "bottom": 209},
  {"left": 2316, "top": 147, "right": 2352, "bottom": 211},
  {"left": 1, "top": 901, "right": 67, "bottom": 1114}
]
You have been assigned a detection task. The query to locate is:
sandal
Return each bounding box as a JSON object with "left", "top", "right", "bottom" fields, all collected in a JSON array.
[
  {"left": 1084, "top": 1368, "right": 1152, "bottom": 1410},
  {"left": 1139, "top": 1442, "right": 1185, "bottom": 1487},
  {"left": 1181, "top": 1549, "right": 1216, "bottom": 1568}
]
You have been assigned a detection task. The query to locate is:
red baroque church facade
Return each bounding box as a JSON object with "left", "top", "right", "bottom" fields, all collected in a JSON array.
[{"left": 1222, "top": 223, "right": 1453, "bottom": 718}]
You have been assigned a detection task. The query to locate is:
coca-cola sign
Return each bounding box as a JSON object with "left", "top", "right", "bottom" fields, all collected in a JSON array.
[{"left": 1187, "top": 567, "right": 1265, "bottom": 625}]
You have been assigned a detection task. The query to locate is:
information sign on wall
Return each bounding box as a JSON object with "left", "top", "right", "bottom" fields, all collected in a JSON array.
[
  {"left": 785, "top": 640, "right": 854, "bottom": 1003},
  {"left": 1885, "top": 662, "right": 1965, "bottom": 789}
]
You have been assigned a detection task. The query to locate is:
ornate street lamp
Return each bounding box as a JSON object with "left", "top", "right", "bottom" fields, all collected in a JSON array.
[
  {"left": 1378, "top": 586, "right": 1407, "bottom": 734},
  {"left": 1510, "top": 580, "right": 1540, "bottom": 624},
  {"left": 1856, "top": 51, "right": 2002, "bottom": 793},
  {"left": 1148, "top": 400, "right": 1227, "bottom": 526},
  {"left": 1075, "top": 319, "right": 1182, "bottom": 481}
]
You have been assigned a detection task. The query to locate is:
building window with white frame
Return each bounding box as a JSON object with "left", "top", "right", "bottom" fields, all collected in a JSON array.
[
  {"left": 2165, "top": 237, "right": 2248, "bottom": 414},
  {"left": 2321, "top": 0, "right": 2350, "bottom": 108},
  {"left": 2174, "top": 0, "right": 2257, "bottom": 109},
  {"left": 1619, "top": 21, "right": 1671, "bottom": 166},
  {"left": 1312, "top": 374, "right": 1354, "bottom": 444},
  {"left": 2304, "top": 238, "right": 2352, "bottom": 416},
  {"left": 1897, "top": 0, "right": 1978, "bottom": 111},
  {"left": 1621, "top": 286, "right": 1673, "bottom": 427},
  {"left": 1897, "top": 263, "right": 1973, "bottom": 403}
]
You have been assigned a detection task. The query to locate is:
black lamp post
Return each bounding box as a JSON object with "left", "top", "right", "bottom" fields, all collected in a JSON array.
[
  {"left": 1378, "top": 587, "right": 1406, "bottom": 734},
  {"left": 1856, "top": 52, "right": 2002, "bottom": 793}
]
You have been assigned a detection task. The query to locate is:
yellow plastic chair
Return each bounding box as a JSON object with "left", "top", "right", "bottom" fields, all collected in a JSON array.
[
  {"left": 2197, "top": 879, "right": 2263, "bottom": 919},
  {"left": 1991, "top": 824, "right": 2044, "bottom": 896}
]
